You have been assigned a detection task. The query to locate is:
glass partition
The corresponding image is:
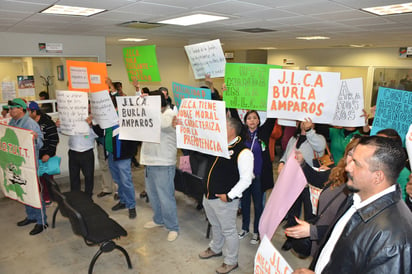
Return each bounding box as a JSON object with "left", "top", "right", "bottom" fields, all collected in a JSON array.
[
  {"left": 0, "top": 56, "right": 97, "bottom": 103},
  {"left": 371, "top": 67, "right": 412, "bottom": 106}
]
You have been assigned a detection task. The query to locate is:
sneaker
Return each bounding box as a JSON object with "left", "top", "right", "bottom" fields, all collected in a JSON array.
[
  {"left": 111, "top": 202, "right": 126, "bottom": 211},
  {"left": 198, "top": 247, "right": 222, "bottom": 259},
  {"left": 250, "top": 233, "right": 260, "bottom": 245},
  {"left": 216, "top": 263, "right": 238, "bottom": 274},
  {"left": 238, "top": 229, "right": 249, "bottom": 239},
  {"left": 128, "top": 208, "right": 136, "bottom": 219},
  {"left": 113, "top": 192, "right": 119, "bottom": 201},
  {"left": 144, "top": 221, "right": 163, "bottom": 229},
  {"left": 167, "top": 231, "right": 178, "bottom": 242}
]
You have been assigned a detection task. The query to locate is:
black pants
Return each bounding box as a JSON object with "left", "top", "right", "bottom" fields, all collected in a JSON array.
[
  {"left": 69, "top": 149, "right": 94, "bottom": 196},
  {"left": 285, "top": 187, "right": 315, "bottom": 227}
]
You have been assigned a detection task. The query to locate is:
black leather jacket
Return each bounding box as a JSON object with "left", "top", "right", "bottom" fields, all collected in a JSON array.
[{"left": 311, "top": 184, "right": 412, "bottom": 274}]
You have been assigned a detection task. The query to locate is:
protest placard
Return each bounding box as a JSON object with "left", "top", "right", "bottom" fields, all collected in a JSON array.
[
  {"left": 123, "top": 45, "right": 161, "bottom": 82},
  {"left": 1, "top": 81, "right": 16, "bottom": 101},
  {"left": 259, "top": 150, "right": 307, "bottom": 239},
  {"left": 116, "top": 95, "right": 161, "bottom": 143},
  {"left": 0, "top": 124, "right": 41, "bottom": 208},
  {"left": 371, "top": 87, "right": 412, "bottom": 145},
  {"left": 172, "top": 82, "right": 211, "bottom": 109},
  {"left": 254, "top": 235, "right": 293, "bottom": 274},
  {"left": 266, "top": 69, "right": 341, "bottom": 123},
  {"left": 56, "top": 90, "right": 89, "bottom": 135},
  {"left": 277, "top": 119, "right": 297, "bottom": 127},
  {"left": 89, "top": 90, "right": 119, "bottom": 129},
  {"left": 224, "top": 63, "right": 282, "bottom": 110},
  {"left": 332, "top": 78, "right": 365, "bottom": 127},
  {"left": 184, "top": 39, "right": 226, "bottom": 79},
  {"left": 176, "top": 98, "right": 229, "bottom": 158},
  {"left": 66, "top": 60, "right": 108, "bottom": 92}
]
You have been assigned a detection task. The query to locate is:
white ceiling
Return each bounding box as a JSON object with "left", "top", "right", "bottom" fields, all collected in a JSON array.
[{"left": 1, "top": 0, "right": 412, "bottom": 50}]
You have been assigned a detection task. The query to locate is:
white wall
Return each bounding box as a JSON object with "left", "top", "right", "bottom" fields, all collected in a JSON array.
[
  {"left": 0, "top": 32, "right": 105, "bottom": 60},
  {"left": 267, "top": 47, "right": 412, "bottom": 68}
]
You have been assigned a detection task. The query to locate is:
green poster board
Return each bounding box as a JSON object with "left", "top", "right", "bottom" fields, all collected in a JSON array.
[
  {"left": 224, "top": 63, "right": 281, "bottom": 110},
  {"left": 123, "top": 45, "right": 161, "bottom": 82}
]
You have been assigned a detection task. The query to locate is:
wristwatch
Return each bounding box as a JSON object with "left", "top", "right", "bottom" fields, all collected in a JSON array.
[{"left": 226, "top": 194, "right": 233, "bottom": 202}]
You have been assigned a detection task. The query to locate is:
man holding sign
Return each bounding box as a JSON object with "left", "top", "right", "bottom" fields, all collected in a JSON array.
[
  {"left": 199, "top": 117, "right": 253, "bottom": 274},
  {"left": 7, "top": 98, "right": 47, "bottom": 235}
]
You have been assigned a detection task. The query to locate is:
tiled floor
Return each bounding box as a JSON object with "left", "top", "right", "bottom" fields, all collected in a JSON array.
[{"left": 0, "top": 165, "right": 311, "bottom": 274}]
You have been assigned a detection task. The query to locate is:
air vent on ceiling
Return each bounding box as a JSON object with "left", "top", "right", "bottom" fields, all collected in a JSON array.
[
  {"left": 236, "top": 28, "right": 275, "bottom": 33},
  {"left": 118, "top": 21, "right": 163, "bottom": 29}
]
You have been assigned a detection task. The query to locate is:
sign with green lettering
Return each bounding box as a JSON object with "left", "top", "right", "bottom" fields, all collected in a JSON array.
[
  {"left": 123, "top": 45, "right": 161, "bottom": 82},
  {"left": 224, "top": 63, "right": 281, "bottom": 110}
]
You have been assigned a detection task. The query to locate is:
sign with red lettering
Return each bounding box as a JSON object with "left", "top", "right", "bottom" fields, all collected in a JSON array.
[
  {"left": 0, "top": 124, "right": 41, "bottom": 208},
  {"left": 176, "top": 98, "right": 229, "bottom": 158},
  {"left": 267, "top": 69, "right": 340, "bottom": 123},
  {"left": 116, "top": 96, "right": 161, "bottom": 142},
  {"left": 254, "top": 235, "right": 293, "bottom": 274},
  {"left": 123, "top": 45, "right": 161, "bottom": 82}
]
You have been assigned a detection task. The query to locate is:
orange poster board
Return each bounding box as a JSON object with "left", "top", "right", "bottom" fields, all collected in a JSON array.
[{"left": 66, "top": 60, "right": 108, "bottom": 92}]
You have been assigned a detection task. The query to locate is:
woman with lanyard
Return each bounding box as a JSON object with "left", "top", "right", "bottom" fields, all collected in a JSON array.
[{"left": 238, "top": 110, "right": 275, "bottom": 245}]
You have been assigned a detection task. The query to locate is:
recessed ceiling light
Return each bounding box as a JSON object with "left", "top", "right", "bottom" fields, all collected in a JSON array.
[
  {"left": 118, "top": 38, "right": 147, "bottom": 42},
  {"left": 259, "top": 47, "right": 277, "bottom": 50},
  {"left": 350, "top": 44, "right": 366, "bottom": 48},
  {"left": 40, "top": 5, "right": 106, "bottom": 16},
  {"left": 158, "top": 14, "right": 228, "bottom": 26},
  {"left": 296, "top": 36, "right": 330, "bottom": 40},
  {"left": 362, "top": 2, "right": 412, "bottom": 15}
]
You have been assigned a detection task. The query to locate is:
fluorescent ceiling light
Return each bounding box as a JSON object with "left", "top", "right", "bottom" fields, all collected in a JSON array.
[
  {"left": 41, "top": 5, "right": 106, "bottom": 16},
  {"left": 296, "top": 36, "right": 330, "bottom": 40},
  {"left": 362, "top": 2, "right": 412, "bottom": 15},
  {"left": 118, "top": 38, "right": 147, "bottom": 42},
  {"left": 350, "top": 44, "right": 366, "bottom": 48},
  {"left": 259, "top": 47, "right": 277, "bottom": 50},
  {"left": 158, "top": 14, "right": 228, "bottom": 26}
]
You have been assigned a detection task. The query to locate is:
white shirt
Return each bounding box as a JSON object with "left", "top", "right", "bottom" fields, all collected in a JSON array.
[
  {"left": 315, "top": 184, "right": 397, "bottom": 273},
  {"left": 140, "top": 108, "right": 177, "bottom": 166},
  {"left": 227, "top": 136, "right": 254, "bottom": 199},
  {"left": 68, "top": 127, "right": 98, "bottom": 152}
]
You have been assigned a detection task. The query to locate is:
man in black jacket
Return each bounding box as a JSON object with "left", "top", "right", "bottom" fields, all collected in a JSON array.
[
  {"left": 198, "top": 117, "right": 254, "bottom": 274},
  {"left": 294, "top": 135, "right": 412, "bottom": 274}
]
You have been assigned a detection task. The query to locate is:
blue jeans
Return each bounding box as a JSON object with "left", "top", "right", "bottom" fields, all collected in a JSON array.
[
  {"left": 145, "top": 165, "right": 179, "bottom": 232},
  {"left": 241, "top": 176, "right": 263, "bottom": 233},
  {"left": 25, "top": 199, "right": 47, "bottom": 224},
  {"left": 108, "top": 152, "right": 136, "bottom": 209}
]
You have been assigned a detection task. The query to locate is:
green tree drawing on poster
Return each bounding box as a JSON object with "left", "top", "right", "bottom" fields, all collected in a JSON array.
[{"left": 0, "top": 128, "right": 26, "bottom": 200}]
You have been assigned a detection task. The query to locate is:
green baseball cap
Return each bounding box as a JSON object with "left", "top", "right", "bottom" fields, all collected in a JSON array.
[{"left": 8, "top": 98, "right": 27, "bottom": 110}]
